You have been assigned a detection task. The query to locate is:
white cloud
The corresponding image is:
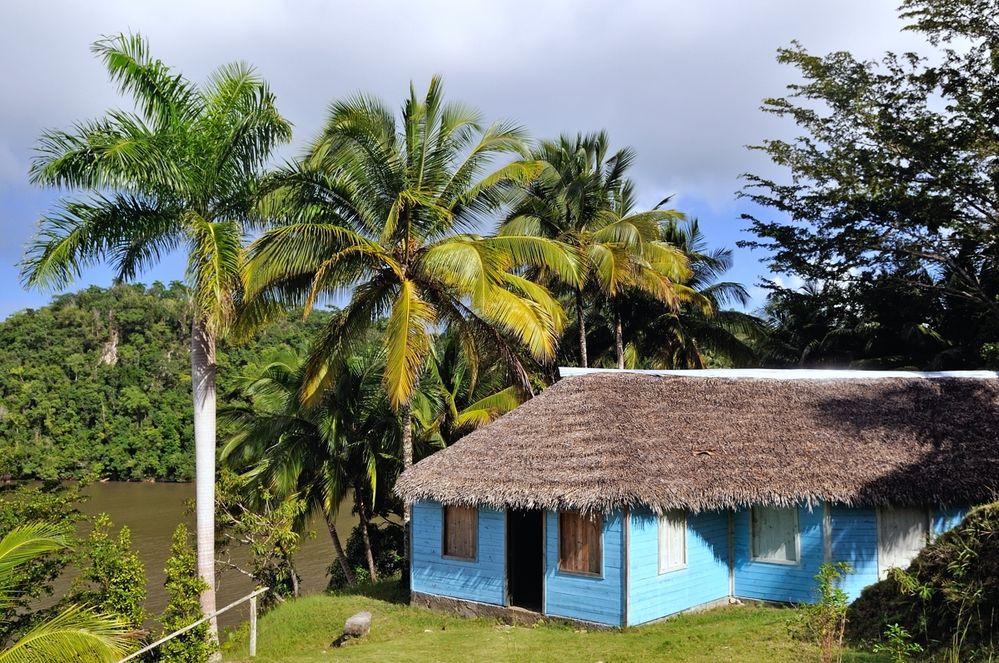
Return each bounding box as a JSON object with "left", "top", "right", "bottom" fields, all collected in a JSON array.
[{"left": 0, "top": 0, "right": 933, "bottom": 316}]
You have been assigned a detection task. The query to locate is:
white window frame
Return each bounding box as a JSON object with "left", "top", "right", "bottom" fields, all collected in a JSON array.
[
  {"left": 658, "top": 510, "right": 688, "bottom": 573},
  {"left": 750, "top": 506, "right": 800, "bottom": 566}
]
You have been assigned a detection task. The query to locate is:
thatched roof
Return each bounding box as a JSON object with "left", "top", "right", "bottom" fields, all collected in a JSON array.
[{"left": 395, "top": 370, "right": 999, "bottom": 513}]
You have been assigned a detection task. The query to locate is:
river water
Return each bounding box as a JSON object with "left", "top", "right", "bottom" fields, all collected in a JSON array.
[{"left": 59, "top": 482, "right": 355, "bottom": 632}]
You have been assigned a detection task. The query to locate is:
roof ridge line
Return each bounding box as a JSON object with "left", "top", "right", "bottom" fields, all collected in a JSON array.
[{"left": 558, "top": 367, "right": 999, "bottom": 380}]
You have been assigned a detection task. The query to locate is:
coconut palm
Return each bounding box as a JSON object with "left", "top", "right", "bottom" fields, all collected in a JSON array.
[
  {"left": 411, "top": 331, "right": 523, "bottom": 449},
  {"left": 243, "top": 77, "right": 578, "bottom": 484},
  {"left": 223, "top": 333, "right": 518, "bottom": 584},
  {"left": 0, "top": 523, "right": 136, "bottom": 662},
  {"left": 220, "top": 349, "right": 365, "bottom": 584},
  {"left": 501, "top": 134, "right": 691, "bottom": 368},
  {"left": 21, "top": 33, "right": 292, "bottom": 639},
  {"left": 590, "top": 218, "right": 762, "bottom": 368},
  {"left": 590, "top": 185, "right": 696, "bottom": 368}
]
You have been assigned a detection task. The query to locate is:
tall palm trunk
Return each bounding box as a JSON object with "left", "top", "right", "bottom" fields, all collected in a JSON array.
[
  {"left": 401, "top": 400, "right": 413, "bottom": 583},
  {"left": 614, "top": 298, "right": 625, "bottom": 369},
  {"left": 575, "top": 289, "right": 589, "bottom": 368},
  {"left": 324, "top": 510, "right": 355, "bottom": 585},
  {"left": 190, "top": 318, "right": 218, "bottom": 646},
  {"left": 356, "top": 489, "right": 379, "bottom": 581}
]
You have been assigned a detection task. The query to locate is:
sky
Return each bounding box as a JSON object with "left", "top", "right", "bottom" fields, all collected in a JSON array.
[{"left": 0, "top": 1, "right": 929, "bottom": 320}]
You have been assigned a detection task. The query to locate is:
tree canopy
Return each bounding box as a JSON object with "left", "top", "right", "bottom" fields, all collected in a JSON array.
[{"left": 742, "top": 0, "right": 999, "bottom": 366}]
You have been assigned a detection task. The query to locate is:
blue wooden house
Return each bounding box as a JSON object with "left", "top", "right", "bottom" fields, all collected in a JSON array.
[{"left": 395, "top": 369, "right": 999, "bottom": 627}]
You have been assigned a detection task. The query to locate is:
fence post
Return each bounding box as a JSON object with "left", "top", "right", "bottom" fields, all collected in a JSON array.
[
  {"left": 249, "top": 595, "right": 258, "bottom": 657},
  {"left": 117, "top": 587, "right": 268, "bottom": 662}
]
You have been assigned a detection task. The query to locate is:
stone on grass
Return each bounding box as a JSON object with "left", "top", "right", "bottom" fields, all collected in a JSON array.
[
  {"left": 331, "top": 611, "right": 372, "bottom": 648},
  {"left": 344, "top": 611, "right": 372, "bottom": 637}
]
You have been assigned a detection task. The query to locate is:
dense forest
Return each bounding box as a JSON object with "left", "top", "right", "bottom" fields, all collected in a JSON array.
[{"left": 0, "top": 282, "right": 329, "bottom": 481}]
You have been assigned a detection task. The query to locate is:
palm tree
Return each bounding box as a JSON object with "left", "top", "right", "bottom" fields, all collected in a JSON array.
[
  {"left": 243, "top": 78, "right": 578, "bottom": 525},
  {"left": 223, "top": 333, "right": 518, "bottom": 584},
  {"left": 590, "top": 185, "right": 694, "bottom": 368},
  {"left": 0, "top": 523, "right": 136, "bottom": 662},
  {"left": 502, "top": 134, "right": 690, "bottom": 368},
  {"left": 21, "top": 34, "right": 292, "bottom": 640},
  {"left": 412, "top": 331, "right": 523, "bottom": 448},
  {"left": 590, "top": 218, "right": 762, "bottom": 368},
  {"left": 220, "top": 349, "right": 365, "bottom": 584}
]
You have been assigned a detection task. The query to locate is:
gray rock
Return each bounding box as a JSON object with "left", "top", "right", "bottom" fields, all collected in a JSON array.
[{"left": 343, "top": 611, "right": 372, "bottom": 638}]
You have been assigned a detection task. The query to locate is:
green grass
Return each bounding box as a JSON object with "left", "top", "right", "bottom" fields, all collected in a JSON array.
[{"left": 223, "top": 581, "right": 886, "bottom": 663}]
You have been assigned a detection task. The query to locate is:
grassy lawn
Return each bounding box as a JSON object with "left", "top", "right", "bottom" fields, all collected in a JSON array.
[{"left": 223, "top": 581, "right": 885, "bottom": 663}]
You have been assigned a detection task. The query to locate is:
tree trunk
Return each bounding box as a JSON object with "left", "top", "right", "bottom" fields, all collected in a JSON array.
[
  {"left": 325, "top": 510, "right": 355, "bottom": 585},
  {"left": 190, "top": 318, "right": 219, "bottom": 649},
  {"left": 614, "top": 298, "right": 625, "bottom": 370},
  {"left": 401, "top": 401, "right": 413, "bottom": 586},
  {"left": 575, "top": 289, "right": 588, "bottom": 368},
  {"left": 356, "top": 489, "right": 379, "bottom": 582}
]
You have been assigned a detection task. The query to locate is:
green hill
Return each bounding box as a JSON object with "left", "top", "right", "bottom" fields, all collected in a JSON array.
[{"left": 0, "top": 282, "right": 328, "bottom": 481}]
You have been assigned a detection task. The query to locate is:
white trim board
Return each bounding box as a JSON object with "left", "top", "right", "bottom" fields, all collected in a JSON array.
[{"left": 558, "top": 367, "right": 999, "bottom": 380}]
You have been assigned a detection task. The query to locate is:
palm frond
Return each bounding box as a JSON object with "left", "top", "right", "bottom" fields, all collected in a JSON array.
[
  {"left": 383, "top": 280, "right": 436, "bottom": 408},
  {"left": 0, "top": 604, "right": 137, "bottom": 663}
]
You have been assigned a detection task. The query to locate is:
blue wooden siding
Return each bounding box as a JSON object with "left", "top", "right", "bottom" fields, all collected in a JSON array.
[
  {"left": 408, "top": 500, "right": 972, "bottom": 622},
  {"left": 733, "top": 504, "right": 825, "bottom": 603},
  {"left": 829, "top": 506, "right": 878, "bottom": 601},
  {"left": 410, "top": 501, "right": 506, "bottom": 606},
  {"left": 627, "top": 508, "right": 729, "bottom": 625},
  {"left": 543, "top": 509, "right": 625, "bottom": 626}
]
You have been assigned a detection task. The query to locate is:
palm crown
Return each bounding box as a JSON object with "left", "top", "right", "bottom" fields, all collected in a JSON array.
[
  {"left": 245, "top": 77, "right": 579, "bottom": 410},
  {"left": 501, "top": 132, "right": 692, "bottom": 367},
  {"left": 0, "top": 523, "right": 136, "bottom": 662},
  {"left": 23, "top": 33, "right": 292, "bottom": 337}
]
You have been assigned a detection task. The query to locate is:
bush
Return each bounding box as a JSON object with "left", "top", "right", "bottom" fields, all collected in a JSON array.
[
  {"left": 847, "top": 502, "right": 999, "bottom": 659},
  {"left": 215, "top": 471, "right": 304, "bottom": 609},
  {"left": 872, "top": 623, "right": 923, "bottom": 662},
  {"left": 327, "top": 522, "right": 404, "bottom": 590},
  {"left": 159, "top": 523, "right": 215, "bottom": 663},
  {"left": 71, "top": 513, "right": 146, "bottom": 628},
  {"left": 789, "top": 562, "right": 852, "bottom": 663}
]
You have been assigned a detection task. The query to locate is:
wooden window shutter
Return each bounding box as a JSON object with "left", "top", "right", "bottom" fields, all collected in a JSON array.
[
  {"left": 443, "top": 505, "right": 477, "bottom": 559},
  {"left": 559, "top": 510, "right": 602, "bottom": 575}
]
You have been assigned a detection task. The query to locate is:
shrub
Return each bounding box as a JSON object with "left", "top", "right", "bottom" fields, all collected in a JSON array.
[
  {"left": 847, "top": 502, "right": 999, "bottom": 659},
  {"left": 872, "top": 623, "right": 923, "bottom": 662},
  {"left": 328, "top": 522, "right": 404, "bottom": 591},
  {"left": 71, "top": 513, "right": 146, "bottom": 628},
  {"left": 159, "top": 523, "right": 215, "bottom": 663},
  {"left": 789, "top": 562, "right": 852, "bottom": 663},
  {"left": 215, "top": 471, "right": 304, "bottom": 609}
]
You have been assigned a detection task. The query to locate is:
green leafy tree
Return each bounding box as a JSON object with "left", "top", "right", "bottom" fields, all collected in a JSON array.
[
  {"left": 21, "top": 33, "right": 292, "bottom": 636},
  {"left": 741, "top": 0, "right": 999, "bottom": 362},
  {"left": 159, "top": 524, "right": 214, "bottom": 663},
  {"left": 70, "top": 513, "right": 146, "bottom": 629},
  {"left": 0, "top": 523, "right": 136, "bottom": 662},
  {"left": 215, "top": 472, "right": 304, "bottom": 607}
]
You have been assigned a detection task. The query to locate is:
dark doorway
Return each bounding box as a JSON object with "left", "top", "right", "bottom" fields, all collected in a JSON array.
[{"left": 507, "top": 509, "right": 544, "bottom": 611}]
